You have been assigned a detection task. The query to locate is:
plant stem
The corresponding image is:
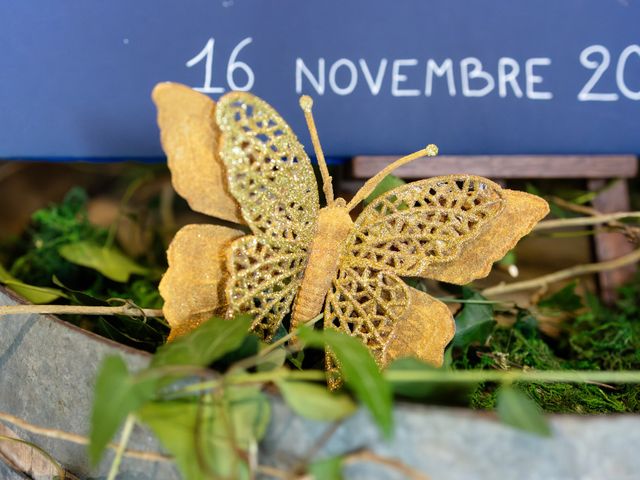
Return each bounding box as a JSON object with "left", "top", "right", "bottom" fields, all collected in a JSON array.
[
  {"left": 345, "top": 449, "right": 431, "bottom": 480},
  {"left": 178, "top": 367, "right": 640, "bottom": 397},
  {"left": 482, "top": 247, "right": 640, "bottom": 296},
  {"left": 383, "top": 369, "right": 640, "bottom": 384},
  {"left": 107, "top": 414, "right": 135, "bottom": 480},
  {"left": 534, "top": 212, "right": 640, "bottom": 231},
  {"left": 0, "top": 434, "right": 68, "bottom": 479},
  {"left": 0, "top": 304, "right": 164, "bottom": 318},
  {"left": 0, "top": 411, "right": 170, "bottom": 462}
]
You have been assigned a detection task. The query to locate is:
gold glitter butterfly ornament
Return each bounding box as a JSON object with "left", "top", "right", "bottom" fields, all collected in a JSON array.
[{"left": 153, "top": 83, "right": 549, "bottom": 384}]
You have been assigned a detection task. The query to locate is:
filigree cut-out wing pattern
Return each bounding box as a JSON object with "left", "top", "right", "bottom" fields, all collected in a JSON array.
[
  {"left": 348, "top": 176, "right": 504, "bottom": 275},
  {"left": 225, "top": 236, "right": 309, "bottom": 339},
  {"left": 216, "top": 94, "right": 320, "bottom": 339},
  {"left": 217, "top": 93, "right": 319, "bottom": 247},
  {"left": 323, "top": 176, "right": 546, "bottom": 386},
  {"left": 154, "top": 82, "right": 549, "bottom": 385}
]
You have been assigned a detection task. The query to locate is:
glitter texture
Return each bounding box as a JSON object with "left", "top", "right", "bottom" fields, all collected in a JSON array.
[{"left": 153, "top": 83, "right": 549, "bottom": 385}]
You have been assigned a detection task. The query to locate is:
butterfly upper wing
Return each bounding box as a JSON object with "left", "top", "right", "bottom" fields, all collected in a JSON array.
[
  {"left": 216, "top": 92, "right": 321, "bottom": 339},
  {"left": 347, "top": 175, "right": 507, "bottom": 279},
  {"left": 216, "top": 92, "right": 319, "bottom": 247},
  {"left": 152, "top": 83, "right": 244, "bottom": 224}
]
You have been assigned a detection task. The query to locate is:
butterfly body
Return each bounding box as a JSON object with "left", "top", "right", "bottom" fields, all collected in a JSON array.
[{"left": 291, "top": 201, "right": 353, "bottom": 328}]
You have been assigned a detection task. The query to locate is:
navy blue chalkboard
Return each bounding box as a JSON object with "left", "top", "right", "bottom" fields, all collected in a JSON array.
[{"left": 0, "top": 0, "right": 639, "bottom": 160}]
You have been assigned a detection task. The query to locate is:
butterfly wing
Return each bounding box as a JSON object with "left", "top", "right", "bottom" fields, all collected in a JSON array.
[
  {"left": 348, "top": 175, "right": 548, "bottom": 283},
  {"left": 324, "top": 175, "right": 547, "bottom": 379},
  {"left": 225, "top": 235, "right": 309, "bottom": 340},
  {"left": 323, "top": 266, "right": 455, "bottom": 388},
  {"left": 216, "top": 92, "right": 319, "bottom": 247},
  {"left": 152, "top": 83, "right": 244, "bottom": 224},
  {"left": 324, "top": 266, "right": 409, "bottom": 386},
  {"left": 216, "top": 93, "right": 320, "bottom": 338}
]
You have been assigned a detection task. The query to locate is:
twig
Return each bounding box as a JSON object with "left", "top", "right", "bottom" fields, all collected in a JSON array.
[
  {"left": 255, "top": 464, "right": 290, "bottom": 479},
  {"left": 534, "top": 212, "right": 640, "bottom": 231},
  {"left": 0, "top": 434, "right": 68, "bottom": 479},
  {"left": 0, "top": 304, "right": 164, "bottom": 318},
  {"left": 107, "top": 414, "right": 135, "bottom": 480},
  {"left": 482, "top": 248, "right": 640, "bottom": 297},
  {"left": 344, "top": 450, "right": 431, "bottom": 480},
  {"left": 0, "top": 411, "right": 170, "bottom": 463},
  {"left": 549, "top": 196, "right": 599, "bottom": 216}
]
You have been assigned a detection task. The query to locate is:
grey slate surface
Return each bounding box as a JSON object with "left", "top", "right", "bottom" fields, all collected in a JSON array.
[{"left": 1, "top": 286, "right": 640, "bottom": 479}]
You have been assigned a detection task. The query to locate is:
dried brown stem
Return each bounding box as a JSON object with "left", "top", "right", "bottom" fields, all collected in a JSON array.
[
  {"left": 0, "top": 411, "right": 171, "bottom": 463},
  {"left": 482, "top": 247, "right": 640, "bottom": 296},
  {"left": 534, "top": 212, "right": 640, "bottom": 231},
  {"left": 344, "top": 450, "right": 431, "bottom": 480},
  {"left": 549, "top": 196, "right": 599, "bottom": 216},
  {"left": 0, "top": 304, "right": 164, "bottom": 318}
]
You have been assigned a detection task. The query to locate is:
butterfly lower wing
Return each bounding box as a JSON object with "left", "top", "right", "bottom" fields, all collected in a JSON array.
[
  {"left": 152, "top": 83, "right": 244, "bottom": 224},
  {"left": 217, "top": 92, "right": 319, "bottom": 247},
  {"left": 323, "top": 267, "right": 410, "bottom": 388},
  {"left": 225, "top": 236, "right": 308, "bottom": 340},
  {"left": 160, "top": 224, "right": 245, "bottom": 341},
  {"left": 348, "top": 175, "right": 547, "bottom": 282},
  {"left": 384, "top": 287, "right": 455, "bottom": 367}
]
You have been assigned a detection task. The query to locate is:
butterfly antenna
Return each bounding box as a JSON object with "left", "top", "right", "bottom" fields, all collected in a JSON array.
[
  {"left": 299, "top": 95, "right": 335, "bottom": 205},
  {"left": 346, "top": 144, "right": 439, "bottom": 212}
]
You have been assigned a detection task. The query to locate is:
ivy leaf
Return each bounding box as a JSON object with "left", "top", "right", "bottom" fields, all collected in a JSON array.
[
  {"left": 538, "top": 281, "right": 583, "bottom": 312},
  {"left": 89, "top": 356, "right": 157, "bottom": 465},
  {"left": 453, "top": 287, "right": 495, "bottom": 348},
  {"left": 276, "top": 380, "right": 358, "bottom": 422},
  {"left": 0, "top": 264, "right": 65, "bottom": 304},
  {"left": 496, "top": 385, "right": 552, "bottom": 437},
  {"left": 364, "top": 174, "right": 406, "bottom": 205},
  {"left": 298, "top": 326, "right": 393, "bottom": 438},
  {"left": 58, "top": 241, "right": 148, "bottom": 282},
  {"left": 138, "top": 386, "right": 270, "bottom": 480},
  {"left": 151, "top": 314, "right": 253, "bottom": 368},
  {"left": 308, "top": 456, "right": 344, "bottom": 480}
]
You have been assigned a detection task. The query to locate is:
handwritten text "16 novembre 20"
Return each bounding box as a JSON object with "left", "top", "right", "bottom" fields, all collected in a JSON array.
[{"left": 187, "top": 38, "right": 640, "bottom": 101}]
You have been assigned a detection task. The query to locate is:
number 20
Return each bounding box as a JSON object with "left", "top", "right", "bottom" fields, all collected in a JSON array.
[{"left": 578, "top": 44, "right": 640, "bottom": 101}]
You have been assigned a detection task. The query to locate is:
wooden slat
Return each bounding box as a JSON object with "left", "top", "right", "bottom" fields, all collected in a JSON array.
[
  {"left": 588, "top": 179, "right": 637, "bottom": 303},
  {"left": 352, "top": 155, "right": 638, "bottom": 179}
]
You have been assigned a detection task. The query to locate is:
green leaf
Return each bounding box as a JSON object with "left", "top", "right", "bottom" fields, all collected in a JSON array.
[
  {"left": 0, "top": 264, "right": 64, "bottom": 304},
  {"left": 89, "top": 356, "right": 157, "bottom": 465},
  {"left": 497, "top": 250, "right": 517, "bottom": 266},
  {"left": 58, "top": 241, "right": 148, "bottom": 282},
  {"left": 308, "top": 456, "right": 344, "bottom": 480},
  {"left": 496, "top": 385, "right": 552, "bottom": 437},
  {"left": 298, "top": 326, "right": 393, "bottom": 438},
  {"left": 138, "top": 400, "right": 213, "bottom": 480},
  {"left": 276, "top": 380, "right": 358, "bottom": 421},
  {"left": 151, "top": 314, "right": 254, "bottom": 368},
  {"left": 364, "top": 174, "right": 406, "bottom": 205},
  {"left": 538, "top": 281, "right": 583, "bottom": 312},
  {"left": 453, "top": 287, "right": 495, "bottom": 348},
  {"left": 257, "top": 346, "right": 287, "bottom": 372},
  {"left": 138, "top": 386, "right": 270, "bottom": 480}
]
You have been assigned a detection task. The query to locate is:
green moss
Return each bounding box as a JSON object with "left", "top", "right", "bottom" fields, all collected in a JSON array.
[{"left": 453, "top": 281, "right": 640, "bottom": 413}]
